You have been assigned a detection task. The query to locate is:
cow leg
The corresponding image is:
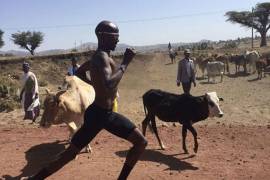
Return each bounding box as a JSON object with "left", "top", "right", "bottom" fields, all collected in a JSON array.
[
  {"left": 67, "top": 122, "right": 92, "bottom": 154},
  {"left": 150, "top": 116, "right": 166, "bottom": 150},
  {"left": 221, "top": 73, "right": 223, "bottom": 83},
  {"left": 67, "top": 122, "right": 77, "bottom": 141},
  {"left": 182, "top": 125, "right": 188, "bottom": 154},
  {"left": 142, "top": 115, "right": 150, "bottom": 136},
  {"left": 202, "top": 69, "right": 205, "bottom": 78},
  {"left": 186, "top": 125, "right": 198, "bottom": 153}
]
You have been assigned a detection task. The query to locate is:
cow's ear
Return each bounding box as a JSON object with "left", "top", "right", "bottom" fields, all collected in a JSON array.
[{"left": 219, "top": 97, "right": 224, "bottom": 101}]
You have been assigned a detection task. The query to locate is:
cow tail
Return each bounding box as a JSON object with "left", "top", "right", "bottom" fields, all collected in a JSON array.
[
  {"left": 142, "top": 96, "right": 154, "bottom": 132},
  {"left": 142, "top": 95, "right": 147, "bottom": 116}
]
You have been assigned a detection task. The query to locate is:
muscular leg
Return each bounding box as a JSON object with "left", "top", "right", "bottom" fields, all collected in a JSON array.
[
  {"left": 118, "top": 128, "right": 148, "bottom": 180},
  {"left": 23, "top": 105, "right": 103, "bottom": 180},
  {"left": 22, "top": 144, "right": 80, "bottom": 180},
  {"left": 104, "top": 113, "right": 147, "bottom": 180},
  {"left": 182, "top": 125, "right": 188, "bottom": 154}
]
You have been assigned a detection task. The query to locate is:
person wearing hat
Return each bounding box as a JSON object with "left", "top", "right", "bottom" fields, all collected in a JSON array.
[
  {"left": 67, "top": 57, "right": 80, "bottom": 76},
  {"left": 21, "top": 20, "right": 147, "bottom": 180},
  {"left": 20, "top": 62, "right": 40, "bottom": 122},
  {"left": 176, "top": 49, "right": 196, "bottom": 94}
]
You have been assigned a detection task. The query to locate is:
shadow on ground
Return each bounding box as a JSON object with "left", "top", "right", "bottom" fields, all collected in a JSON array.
[
  {"left": 226, "top": 72, "right": 250, "bottom": 78},
  {"left": 115, "top": 149, "right": 198, "bottom": 171},
  {"left": 165, "top": 62, "right": 174, "bottom": 65},
  {"left": 247, "top": 77, "right": 260, "bottom": 82},
  {"left": 199, "top": 81, "right": 221, "bottom": 85},
  {"left": 2, "top": 141, "right": 67, "bottom": 180}
]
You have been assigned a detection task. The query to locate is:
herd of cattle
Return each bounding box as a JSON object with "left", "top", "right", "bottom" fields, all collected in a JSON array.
[
  {"left": 40, "top": 75, "right": 224, "bottom": 154},
  {"left": 190, "top": 50, "right": 270, "bottom": 82},
  {"left": 37, "top": 49, "right": 269, "bottom": 155}
]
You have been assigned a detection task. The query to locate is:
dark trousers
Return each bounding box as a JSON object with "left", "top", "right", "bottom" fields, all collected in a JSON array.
[{"left": 182, "top": 82, "right": 192, "bottom": 94}]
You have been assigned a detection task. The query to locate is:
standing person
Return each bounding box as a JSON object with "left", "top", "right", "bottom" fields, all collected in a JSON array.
[
  {"left": 21, "top": 20, "right": 147, "bottom": 180},
  {"left": 168, "top": 42, "right": 172, "bottom": 50},
  {"left": 67, "top": 57, "right": 80, "bottom": 76},
  {"left": 176, "top": 49, "right": 196, "bottom": 94},
  {"left": 20, "top": 62, "right": 40, "bottom": 122}
]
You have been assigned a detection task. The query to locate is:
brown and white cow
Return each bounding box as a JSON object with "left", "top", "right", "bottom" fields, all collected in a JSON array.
[
  {"left": 40, "top": 76, "right": 95, "bottom": 153},
  {"left": 194, "top": 55, "right": 213, "bottom": 78}
]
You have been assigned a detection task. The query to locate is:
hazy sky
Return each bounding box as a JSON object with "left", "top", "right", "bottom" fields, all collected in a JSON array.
[{"left": 0, "top": 0, "right": 266, "bottom": 51}]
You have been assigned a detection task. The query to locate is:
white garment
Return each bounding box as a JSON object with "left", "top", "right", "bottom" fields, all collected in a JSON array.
[{"left": 21, "top": 71, "right": 40, "bottom": 111}]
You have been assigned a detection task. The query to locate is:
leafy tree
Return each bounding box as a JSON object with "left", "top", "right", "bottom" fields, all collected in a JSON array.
[
  {"left": 11, "top": 31, "right": 44, "bottom": 55},
  {"left": 0, "top": 30, "right": 4, "bottom": 48},
  {"left": 200, "top": 42, "right": 208, "bottom": 50},
  {"left": 225, "top": 2, "right": 270, "bottom": 47}
]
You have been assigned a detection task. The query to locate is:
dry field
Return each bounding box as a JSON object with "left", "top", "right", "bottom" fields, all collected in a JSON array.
[{"left": 0, "top": 52, "right": 269, "bottom": 180}]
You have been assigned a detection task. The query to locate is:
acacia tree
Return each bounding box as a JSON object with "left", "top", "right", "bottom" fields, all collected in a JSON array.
[
  {"left": 0, "top": 30, "right": 4, "bottom": 48},
  {"left": 11, "top": 31, "right": 44, "bottom": 55},
  {"left": 225, "top": 2, "right": 270, "bottom": 47}
]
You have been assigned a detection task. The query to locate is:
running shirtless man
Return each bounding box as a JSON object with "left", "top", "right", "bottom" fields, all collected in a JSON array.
[{"left": 22, "top": 20, "right": 147, "bottom": 180}]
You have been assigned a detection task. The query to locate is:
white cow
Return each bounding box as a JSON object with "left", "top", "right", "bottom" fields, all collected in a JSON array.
[
  {"left": 40, "top": 76, "right": 95, "bottom": 153},
  {"left": 245, "top": 50, "right": 260, "bottom": 73},
  {"left": 206, "top": 61, "right": 225, "bottom": 83}
]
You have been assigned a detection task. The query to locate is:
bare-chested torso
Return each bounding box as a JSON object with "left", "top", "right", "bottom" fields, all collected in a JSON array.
[{"left": 89, "top": 50, "right": 118, "bottom": 109}]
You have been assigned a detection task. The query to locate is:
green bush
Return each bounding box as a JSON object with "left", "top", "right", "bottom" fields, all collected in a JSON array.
[
  {"left": 0, "top": 76, "right": 21, "bottom": 112},
  {"left": 0, "top": 98, "right": 20, "bottom": 112}
]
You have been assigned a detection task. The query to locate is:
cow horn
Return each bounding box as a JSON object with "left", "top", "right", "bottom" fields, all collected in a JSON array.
[
  {"left": 55, "top": 90, "right": 66, "bottom": 100},
  {"left": 45, "top": 88, "right": 51, "bottom": 94}
]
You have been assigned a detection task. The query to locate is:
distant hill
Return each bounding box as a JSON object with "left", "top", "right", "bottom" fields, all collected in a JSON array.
[
  {"left": 76, "top": 42, "right": 186, "bottom": 53},
  {"left": 1, "top": 36, "right": 268, "bottom": 57},
  {"left": 37, "top": 49, "right": 66, "bottom": 56},
  {"left": 0, "top": 49, "right": 67, "bottom": 57},
  {"left": 0, "top": 50, "right": 29, "bottom": 56}
]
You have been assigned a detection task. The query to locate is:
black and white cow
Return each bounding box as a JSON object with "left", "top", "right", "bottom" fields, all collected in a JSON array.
[{"left": 142, "top": 89, "right": 224, "bottom": 154}]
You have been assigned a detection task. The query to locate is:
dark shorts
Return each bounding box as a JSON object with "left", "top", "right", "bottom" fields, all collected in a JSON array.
[{"left": 71, "top": 103, "right": 136, "bottom": 150}]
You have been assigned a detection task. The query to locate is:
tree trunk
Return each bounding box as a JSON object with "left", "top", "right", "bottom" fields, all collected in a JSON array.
[
  {"left": 24, "top": 45, "right": 34, "bottom": 55},
  {"left": 260, "top": 31, "right": 267, "bottom": 47},
  {"left": 30, "top": 50, "right": 34, "bottom": 55}
]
